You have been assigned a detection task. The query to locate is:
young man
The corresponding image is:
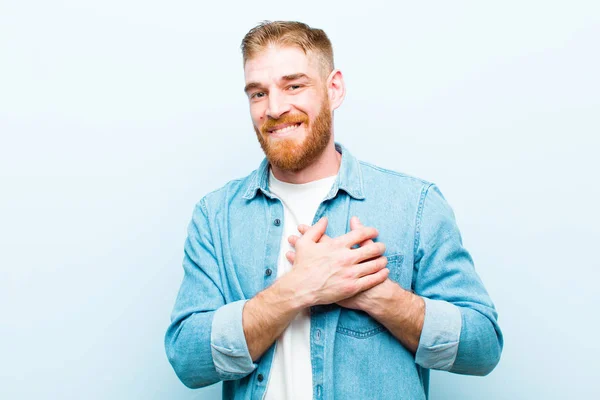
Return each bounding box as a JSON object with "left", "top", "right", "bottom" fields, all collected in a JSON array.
[{"left": 165, "top": 21, "right": 503, "bottom": 400}]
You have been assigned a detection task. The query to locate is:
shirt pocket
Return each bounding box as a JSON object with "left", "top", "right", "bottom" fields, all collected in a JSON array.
[{"left": 336, "top": 253, "right": 405, "bottom": 339}]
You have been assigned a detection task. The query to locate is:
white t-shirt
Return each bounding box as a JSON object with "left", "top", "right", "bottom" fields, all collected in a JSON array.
[{"left": 264, "top": 169, "right": 337, "bottom": 400}]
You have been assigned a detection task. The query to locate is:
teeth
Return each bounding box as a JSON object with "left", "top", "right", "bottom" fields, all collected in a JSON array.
[{"left": 272, "top": 123, "right": 300, "bottom": 134}]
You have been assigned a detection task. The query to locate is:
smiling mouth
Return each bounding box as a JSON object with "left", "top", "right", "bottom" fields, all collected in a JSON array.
[{"left": 269, "top": 123, "right": 302, "bottom": 136}]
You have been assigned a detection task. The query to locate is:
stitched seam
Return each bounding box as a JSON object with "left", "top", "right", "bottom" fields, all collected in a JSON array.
[
  {"left": 204, "top": 178, "right": 244, "bottom": 200},
  {"left": 414, "top": 183, "right": 434, "bottom": 257},
  {"left": 199, "top": 196, "right": 209, "bottom": 218},
  {"left": 199, "top": 197, "right": 214, "bottom": 254},
  {"left": 198, "top": 197, "right": 226, "bottom": 301},
  {"left": 448, "top": 309, "right": 465, "bottom": 369},
  {"left": 386, "top": 254, "right": 404, "bottom": 263},
  {"left": 214, "top": 364, "right": 249, "bottom": 377},
  {"left": 211, "top": 343, "right": 249, "bottom": 356},
  {"left": 356, "top": 157, "right": 365, "bottom": 197},
  {"left": 336, "top": 325, "right": 386, "bottom": 338},
  {"left": 336, "top": 256, "right": 403, "bottom": 339},
  {"left": 358, "top": 161, "right": 432, "bottom": 186}
]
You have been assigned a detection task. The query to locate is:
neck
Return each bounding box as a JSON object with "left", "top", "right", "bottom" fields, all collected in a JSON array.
[{"left": 270, "top": 139, "right": 341, "bottom": 184}]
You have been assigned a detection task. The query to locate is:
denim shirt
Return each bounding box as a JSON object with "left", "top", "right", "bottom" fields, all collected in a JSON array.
[{"left": 165, "top": 143, "right": 503, "bottom": 400}]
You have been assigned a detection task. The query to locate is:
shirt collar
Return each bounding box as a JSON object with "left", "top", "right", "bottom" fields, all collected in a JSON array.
[{"left": 242, "top": 142, "right": 365, "bottom": 201}]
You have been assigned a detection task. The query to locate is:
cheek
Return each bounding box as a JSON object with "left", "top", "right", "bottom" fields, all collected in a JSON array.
[
  {"left": 297, "top": 93, "right": 324, "bottom": 119},
  {"left": 250, "top": 105, "right": 265, "bottom": 124}
]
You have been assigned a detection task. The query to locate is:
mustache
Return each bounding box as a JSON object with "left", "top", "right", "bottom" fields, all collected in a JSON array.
[{"left": 261, "top": 114, "right": 309, "bottom": 133}]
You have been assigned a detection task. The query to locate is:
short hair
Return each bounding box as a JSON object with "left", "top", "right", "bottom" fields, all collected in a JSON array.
[{"left": 241, "top": 21, "right": 334, "bottom": 78}]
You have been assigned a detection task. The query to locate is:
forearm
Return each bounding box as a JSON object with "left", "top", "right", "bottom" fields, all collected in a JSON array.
[
  {"left": 370, "top": 288, "right": 501, "bottom": 374},
  {"left": 407, "top": 183, "right": 503, "bottom": 373},
  {"left": 367, "top": 282, "right": 425, "bottom": 354},
  {"left": 380, "top": 292, "right": 501, "bottom": 375},
  {"left": 243, "top": 277, "right": 307, "bottom": 361}
]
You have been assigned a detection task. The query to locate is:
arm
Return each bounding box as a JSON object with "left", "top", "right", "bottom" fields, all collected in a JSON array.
[
  {"left": 409, "top": 183, "right": 503, "bottom": 375},
  {"left": 327, "top": 217, "right": 426, "bottom": 354},
  {"left": 165, "top": 198, "right": 256, "bottom": 388},
  {"left": 360, "top": 281, "right": 425, "bottom": 354},
  {"left": 244, "top": 217, "right": 389, "bottom": 361},
  {"left": 330, "top": 185, "right": 503, "bottom": 375},
  {"left": 165, "top": 208, "right": 389, "bottom": 388},
  {"left": 242, "top": 278, "right": 305, "bottom": 361}
]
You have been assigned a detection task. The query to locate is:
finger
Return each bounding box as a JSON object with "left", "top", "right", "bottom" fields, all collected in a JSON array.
[
  {"left": 297, "top": 224, "right": 310, "bottom": 234},
  {"left": 320, "top": 234, "right": 333, "bottom": 243},
  {"left": 351, "top": 256, "right": 388, "bottom": 278},
  {"left": 349, "top": 216, "right": 361, "bottom": 231},
  {"left": 300, "top": 217, "right": 328, "bottom": 243},
  {"left": 288, "top": 235, "right": 300, "bottom": 247},
  {"left": 337, "top": 226, "right": 379, "bottom": 248},
  {"left": 286, "top": 251, "right": 295, "bottom": 264},
  {"left": 356, "top": 267, "right": 389, "bottom": 291},
  {"left": 352, "top": 241, "right": 386, "bottom": 263},
  {"left": 298, "top": 224, "right": 333, "bottom": 243},
  {"left": 350, "top": 216, "right": 374, "bottom": 246}
]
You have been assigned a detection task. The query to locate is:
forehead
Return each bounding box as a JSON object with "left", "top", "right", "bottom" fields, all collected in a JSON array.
[{"left": 244, "top": 45, "right": 321, "bottom": 83}]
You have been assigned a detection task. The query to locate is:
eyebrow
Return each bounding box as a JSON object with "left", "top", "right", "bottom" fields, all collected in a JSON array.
[
  {"left": 281, "top": 73, "right": 310, "bottom": 82},
  {"left": 243, "top": 82, "right": 263, "bottom": 94},
  {"left": 244, "top": 73, "right": 311, "bottom": 94}
]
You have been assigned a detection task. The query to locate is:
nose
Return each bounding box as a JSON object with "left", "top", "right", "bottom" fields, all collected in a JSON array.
[{"left": 266, "top": 92, "right": 291, "bottom": 120}]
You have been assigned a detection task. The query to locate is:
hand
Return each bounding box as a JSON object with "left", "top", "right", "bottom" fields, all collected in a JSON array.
[
  {"left": 289, "top": 218, "right": 424, "bottom": 354},
  {"left": 280, "top": 216, "right": 389, "bottom": 307},
  {"left": 287, "top": 216, "right": 395, "bottom": 313}
]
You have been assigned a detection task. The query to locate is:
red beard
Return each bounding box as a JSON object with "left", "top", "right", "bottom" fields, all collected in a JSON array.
[{"left": 254, "top": 96, "right": 332, "bottom": 172}]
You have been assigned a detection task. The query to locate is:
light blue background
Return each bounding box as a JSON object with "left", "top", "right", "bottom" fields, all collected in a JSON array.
[{"left": 1, "top": 1, "right": 598, "bottom": 399}]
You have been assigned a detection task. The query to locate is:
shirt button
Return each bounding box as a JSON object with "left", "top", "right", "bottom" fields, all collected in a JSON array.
[
  {"left": 315, "top": 329, "right": 321, "bottom": 340},
  {"left": 257, "top": 373, "right": 264, "bottom": 382},
  {"left": 316, "top": 384, "right": 322, "bottom": 397},
  {"left": 274, "top": 218, "right": 281, "bottom": 226},
  {"left": 265, "top": 268, "right": 272, "bottom": 276}
]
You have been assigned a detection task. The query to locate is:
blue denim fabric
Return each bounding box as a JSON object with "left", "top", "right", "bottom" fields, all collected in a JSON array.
[{"left": 165, "top": 142, "right": 503, "bottom": 400}]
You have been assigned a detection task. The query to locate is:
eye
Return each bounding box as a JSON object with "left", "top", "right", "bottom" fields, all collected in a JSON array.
[
  {"left": 288, "top": 84, "right": 302, "bottom": 91},
  {"left": 251, "top": 92, "right": 266, "bottom": 99}
]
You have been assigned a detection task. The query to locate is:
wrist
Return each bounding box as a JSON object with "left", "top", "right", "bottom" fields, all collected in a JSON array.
[
  {"left": 369, "top": 281, "right": 413, "bottom": 321},
  {"left": 265, "top": 274, "right": 312, "bottom": 313},
  {"left": 393, "top": 289, "right": 425, "bottom": 328}
]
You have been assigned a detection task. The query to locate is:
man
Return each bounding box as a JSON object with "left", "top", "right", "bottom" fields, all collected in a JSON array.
[{"left": 165, "top": 21, "right": 503, "bottom": 400}]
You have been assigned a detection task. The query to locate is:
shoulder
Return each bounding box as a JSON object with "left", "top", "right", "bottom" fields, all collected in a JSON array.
[
  {"left": 358, "top": 160, "right": 434, "bottom": 195},
  {"left": 193, "top": 169, "right": 257, "bottom": 215}
]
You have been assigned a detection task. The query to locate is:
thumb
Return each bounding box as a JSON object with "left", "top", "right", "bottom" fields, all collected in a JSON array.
[{"left": 302, "top": 216, "right": 328, "bottom": 243}]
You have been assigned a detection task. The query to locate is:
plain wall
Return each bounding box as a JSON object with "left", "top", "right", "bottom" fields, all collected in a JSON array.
[{"left": 1, "top": 1, "right": 598, "bottom": 398}]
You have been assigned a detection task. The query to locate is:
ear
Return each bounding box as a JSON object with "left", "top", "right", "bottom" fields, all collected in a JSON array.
[{"left": 326, "top": 69, "right": 346, "bottom": 111}]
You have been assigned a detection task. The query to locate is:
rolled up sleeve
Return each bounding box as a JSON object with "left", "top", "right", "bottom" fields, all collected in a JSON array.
[
  {"left": 211, "top": 300, "right": 257, "bottom": 379},
  {"left": 413, "top": 184, "right": 503, "bottom": 375},
  {"left": 165, "top": 198, "right": 256, "bottom": 389},
  {"left": 415, "top": 297, "right": 462, "bottom": 370}
]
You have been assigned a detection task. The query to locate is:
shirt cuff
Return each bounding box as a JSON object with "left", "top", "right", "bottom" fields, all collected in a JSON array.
[
  {"left": 414, "top": 297, "right": 462, "bottom": 371},
  {"left": 211, "top": 299, "right": 257, "bottom": 379}
]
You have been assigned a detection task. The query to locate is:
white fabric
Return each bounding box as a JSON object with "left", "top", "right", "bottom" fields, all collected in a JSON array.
[{"left": 264, "top": 169, "right": 337, "bottom": 400}]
